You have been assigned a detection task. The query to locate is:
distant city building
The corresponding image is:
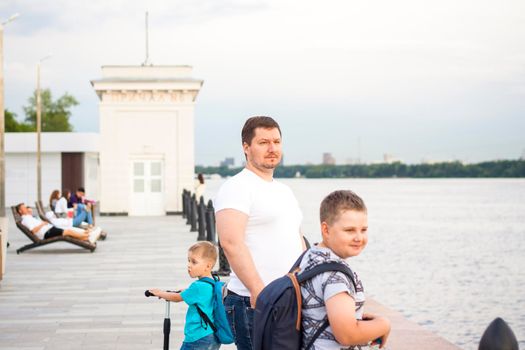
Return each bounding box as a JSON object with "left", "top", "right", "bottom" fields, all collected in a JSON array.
[
  {"left": 383, "top": 153, "right": 400, "bottom": 164},
  {"left": 344, "top": 158, "right": 361, "bottom": 165},
  {"left": 220, "top": 157, "right": 235, "bottom": 168},
  {"left": 322, "top": 152, "right": 336, "bottom": 165}
]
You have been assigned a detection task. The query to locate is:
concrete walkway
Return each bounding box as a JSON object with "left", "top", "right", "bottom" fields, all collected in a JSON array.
[{"left": 0, "top": 215, "right": 459, "bottom": 349}]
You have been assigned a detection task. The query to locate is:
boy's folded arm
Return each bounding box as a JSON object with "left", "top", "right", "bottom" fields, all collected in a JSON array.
[{"left": 326, "top": 292, "right": 390, "bottom": 346}]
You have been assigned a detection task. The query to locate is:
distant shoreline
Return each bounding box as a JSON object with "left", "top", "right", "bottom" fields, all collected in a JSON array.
[{"left": 196, "top": 159, "right": 525, "bottom": 178}]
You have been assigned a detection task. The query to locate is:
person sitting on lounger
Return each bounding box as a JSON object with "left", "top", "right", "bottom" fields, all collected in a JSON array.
[
  {"left": 71, "top": 188, "right": 95, "bottom": 227},
  {"left": 54, "top": 189, "right": 93, "bottom": 228},
  {"left": 43, "top": 208, "right": 107, "bottom": 240},
  {"left": 16, "top": 203, "right": 100, "bottom": 243},
  {"left": 49, "top": 189, "right": 60, "bottom": 212},
  {"left": 54, "top": 189, "right": 71, "bottom": 218}
]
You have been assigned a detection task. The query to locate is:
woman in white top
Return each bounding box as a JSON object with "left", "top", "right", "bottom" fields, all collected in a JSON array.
[
  {"left": 54, "top": 190, "right": 70, "bottom": 218},
  {"left": 49, "top": 190, "right": 60, "bottom": 211},
  {"left": 194, "top": 173, "right": 206, "bottom": 201}
]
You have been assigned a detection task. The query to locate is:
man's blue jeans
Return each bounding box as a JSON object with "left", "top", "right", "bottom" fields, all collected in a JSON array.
[
  {"left": 224, "top": 292, "right": 254, "bottom": 350},
  {"left": 73, "top": 204, "right": 93, "bottom": 227}
]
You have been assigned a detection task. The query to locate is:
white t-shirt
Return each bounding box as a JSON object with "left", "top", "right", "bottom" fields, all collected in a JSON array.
[
  {"left": 21, "top": 214, "right": 52, "bottom": 240},
  {"left": 54, "top": 197, "right": 68, "bottom": 214},
  {"left": 214, "top": 168, "right": 303, "bottom": 296},
  {"left": 299, "top": 246, "right": 366, "bottom": 350}
]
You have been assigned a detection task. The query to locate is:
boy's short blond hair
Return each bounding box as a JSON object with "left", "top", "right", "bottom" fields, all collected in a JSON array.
[
  {"left": 320, "top": 190, "right": 367, "bottom": 225},
  {"left": 188, "top": 241, "right": 218, "bottom": 264}
]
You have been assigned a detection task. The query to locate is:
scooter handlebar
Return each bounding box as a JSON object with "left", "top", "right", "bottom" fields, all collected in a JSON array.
[{"left": 144, "top": 290, "right": 181, "bottom": 297}]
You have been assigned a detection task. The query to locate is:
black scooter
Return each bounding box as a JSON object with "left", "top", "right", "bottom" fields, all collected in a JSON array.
[{"left": 145, "top": 290, "right": 180, "bottom": 350}]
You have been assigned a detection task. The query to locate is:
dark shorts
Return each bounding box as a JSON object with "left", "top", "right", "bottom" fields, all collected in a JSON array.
[{"left": 44, "top": 227, "right": 63, "bottom": 239}]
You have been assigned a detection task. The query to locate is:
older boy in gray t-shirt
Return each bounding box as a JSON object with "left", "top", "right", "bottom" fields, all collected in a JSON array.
[{"left": 299, "top": 190, "right": 390, "bottom": 350}]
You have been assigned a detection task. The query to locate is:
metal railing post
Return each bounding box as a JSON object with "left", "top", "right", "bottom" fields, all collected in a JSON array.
[
  {"left": 197, "top": 196, "right": 206, "bottom": 240},
  {"left": 189, "top": 194, "right": 197, "bottom": 232},
  {"left": 205, "top": 200, "right": 216, "bottom": 243},
  {"left": 181, "top": 190, "right": 187, "bottom": 219}
]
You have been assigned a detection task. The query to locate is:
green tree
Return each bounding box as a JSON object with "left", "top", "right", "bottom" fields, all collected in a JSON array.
[
  {"left": 23, "top": 88, "right": 77, "bottom": 132},
  {"left": 4, "top": 109, "right": 34, "bottom": 132}
]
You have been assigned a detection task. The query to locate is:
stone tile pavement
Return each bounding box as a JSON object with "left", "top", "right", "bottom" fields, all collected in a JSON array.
[
  {"left": 1, "top": 214, "right": 459, "bottom": 350},
  {"left": 0, "top": 215, "right": 235, "bottom": 350}
]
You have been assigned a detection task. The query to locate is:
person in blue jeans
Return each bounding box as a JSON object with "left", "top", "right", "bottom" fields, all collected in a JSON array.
[
  {"left": 149, "top": 241, "right": 220, "bottom": 350},
  {"left": 69, "top": 188, "right": 94, "bottom": 228},
  {"left": 214, "top": 117, "right": 306, "bottom": 349},
  {"left": 72, "top": 203, "right": 93, "bottom": 227}
]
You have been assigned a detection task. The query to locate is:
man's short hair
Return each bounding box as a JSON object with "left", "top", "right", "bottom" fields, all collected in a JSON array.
[
  {"left": 188, "top": 241, "right": 218, "bottom": 264},
  {"left": 15, "top": 203, "right": 25, "bottom": 215},
  {"left": 320, "top": 190, "right": 367, "bottom": 225},
  {"left": 241, "top": 116, "right": 281, "bottom": 146},
  {"left": 77, "top": 187, "right": 85, "bottom": 193}
]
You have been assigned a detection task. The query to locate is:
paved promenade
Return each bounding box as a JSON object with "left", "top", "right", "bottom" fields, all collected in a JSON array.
[{"left": 0, "top": 215, "right": 459, "bottom": 349}]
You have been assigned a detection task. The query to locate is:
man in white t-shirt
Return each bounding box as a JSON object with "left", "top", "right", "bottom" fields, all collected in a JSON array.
[
  {"left": 214, "top": 116, "right": 306, "bottom": 349},
  {"left": 16, "top": 203, "right": 99, "bottom": 243}
]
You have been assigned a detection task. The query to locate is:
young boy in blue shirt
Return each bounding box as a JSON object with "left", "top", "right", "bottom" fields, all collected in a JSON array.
[
  {"left": 150, "top": 241, "right": 220, "bottom": 350},
  {"left": 299, "top": 190, "right": 391, "bottom": 349}
]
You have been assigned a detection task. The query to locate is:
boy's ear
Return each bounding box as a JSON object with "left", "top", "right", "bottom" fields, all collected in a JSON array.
[{"left": 321, "top": 221, "right": 330, "bottom": 237}]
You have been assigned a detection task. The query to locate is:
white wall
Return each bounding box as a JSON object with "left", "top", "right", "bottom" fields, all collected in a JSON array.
[
  {"left": 84, "top": 152, "right": 100, "bottom": 202},
  {"left": 99, "top": 106, "right": 194, "bottom": 214},
  {"left": 5, "top": 153, "right": 62, "bottom": 207}
]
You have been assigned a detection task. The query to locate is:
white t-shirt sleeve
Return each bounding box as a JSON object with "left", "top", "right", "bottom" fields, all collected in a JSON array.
[
  {"left": 21, "top": 215, "right": 36, "bottom": 231},
  {"left": 213, "top": 177, "right": 251, "bottom": 215},
  {"left": 21, "top": 215, "right": 51, "bottom": 239},
  {"left": 54, "top": 198, "right": 68, "bottom": 214}
]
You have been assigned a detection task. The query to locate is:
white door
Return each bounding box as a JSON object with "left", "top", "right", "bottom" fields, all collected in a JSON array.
[{"left": 130, "top": 159, "right": 164, "bottom": 216}]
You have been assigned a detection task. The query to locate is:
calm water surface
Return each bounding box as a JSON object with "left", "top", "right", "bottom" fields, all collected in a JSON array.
[{"left": 205, "top": 178, "right": 525, "bottom": 350}]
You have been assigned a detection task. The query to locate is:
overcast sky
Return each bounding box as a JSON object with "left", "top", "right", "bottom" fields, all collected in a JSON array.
[{"left": 2, "top": 0, "right": 524, "bottom": 166}]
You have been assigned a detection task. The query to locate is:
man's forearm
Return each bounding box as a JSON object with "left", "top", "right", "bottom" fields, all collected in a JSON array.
[
  {"left": 31, "top": 222, "right": 47, "bottom": 234},
  {"left": 222, "top": 241, "right": 264, "bottom": 295}
]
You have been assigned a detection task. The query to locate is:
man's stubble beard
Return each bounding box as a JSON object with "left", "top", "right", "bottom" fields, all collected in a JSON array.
[{"left": 250, "top": 156, "right": 281, "bottom": 171}]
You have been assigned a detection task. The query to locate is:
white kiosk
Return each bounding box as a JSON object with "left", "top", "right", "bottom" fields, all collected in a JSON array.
[{"left": 91, "top": 65, "right": 203, "bottom": 216}]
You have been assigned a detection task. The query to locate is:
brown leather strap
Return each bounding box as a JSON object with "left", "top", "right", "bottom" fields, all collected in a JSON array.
[{"left": 288, "top": 272, "right": 302, "bottom": 331}]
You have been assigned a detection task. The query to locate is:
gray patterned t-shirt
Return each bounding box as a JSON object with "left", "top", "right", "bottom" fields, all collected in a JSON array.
[{"left": 299, "top": 246, "right": 368, "bottom": 350}]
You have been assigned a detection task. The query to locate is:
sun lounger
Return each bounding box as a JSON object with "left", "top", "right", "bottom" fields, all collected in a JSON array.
[
  {"left": 11, "top": 206, "right": 96, "bottom": 254},
  {"left": 35, "top": 200, "right": 50, "bottom": 222},
  {"left": 34, "top": 201, "right": 108, "bottom": 240}
]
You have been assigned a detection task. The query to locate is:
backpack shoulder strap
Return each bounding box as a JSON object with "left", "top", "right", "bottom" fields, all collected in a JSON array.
[
  {"left": 195, "top": 305, "right": 217, "bottom": 332},
  {"left": 289, "top": 249, "right": 309, "bottom": 273},
  {"left": 304, "top": 319, "right": 329, "bottom": 350},
  {"left": 195, "top": 278, "right": 217, "bottom": 332},
  {"left": 298, "top": 263, "right": 357, "bottom": 350},
  {"left": 297, "top": 262, "right": 357, "bottom": 290},
  {"left": 197, "top": 278, "right": 215, "bottom": 287}
]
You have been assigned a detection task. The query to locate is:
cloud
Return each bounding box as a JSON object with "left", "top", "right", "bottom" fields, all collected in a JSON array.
[{"left": 2, "top": 0, "right": 525, "bottom": 164}]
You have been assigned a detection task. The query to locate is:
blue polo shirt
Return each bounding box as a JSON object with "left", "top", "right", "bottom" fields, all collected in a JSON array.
[{"left": 180, "top": 279, "right": 215, "bottom": 342}]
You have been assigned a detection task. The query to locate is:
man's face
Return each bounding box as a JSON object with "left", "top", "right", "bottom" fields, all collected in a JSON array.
[
  {"left": 243, "top": 127, "right": 282, "bottom": 171},
  {"left": 18, "top": 204, "right": 29, "bottom": 215}
]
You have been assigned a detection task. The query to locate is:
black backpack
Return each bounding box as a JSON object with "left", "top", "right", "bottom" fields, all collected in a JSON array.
[{"left": 253, "top": 251, "right": 357, "bottom": 350}]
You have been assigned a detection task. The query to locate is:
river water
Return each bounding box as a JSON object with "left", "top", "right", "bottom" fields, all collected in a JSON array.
[{"left": 205, "top": 177, "right": 525, "bottom": 349}]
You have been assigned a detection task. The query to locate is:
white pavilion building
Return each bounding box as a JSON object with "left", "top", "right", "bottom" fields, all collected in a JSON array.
[{"left": 5, "top": 65, "right": 203, "bottom": 216}]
